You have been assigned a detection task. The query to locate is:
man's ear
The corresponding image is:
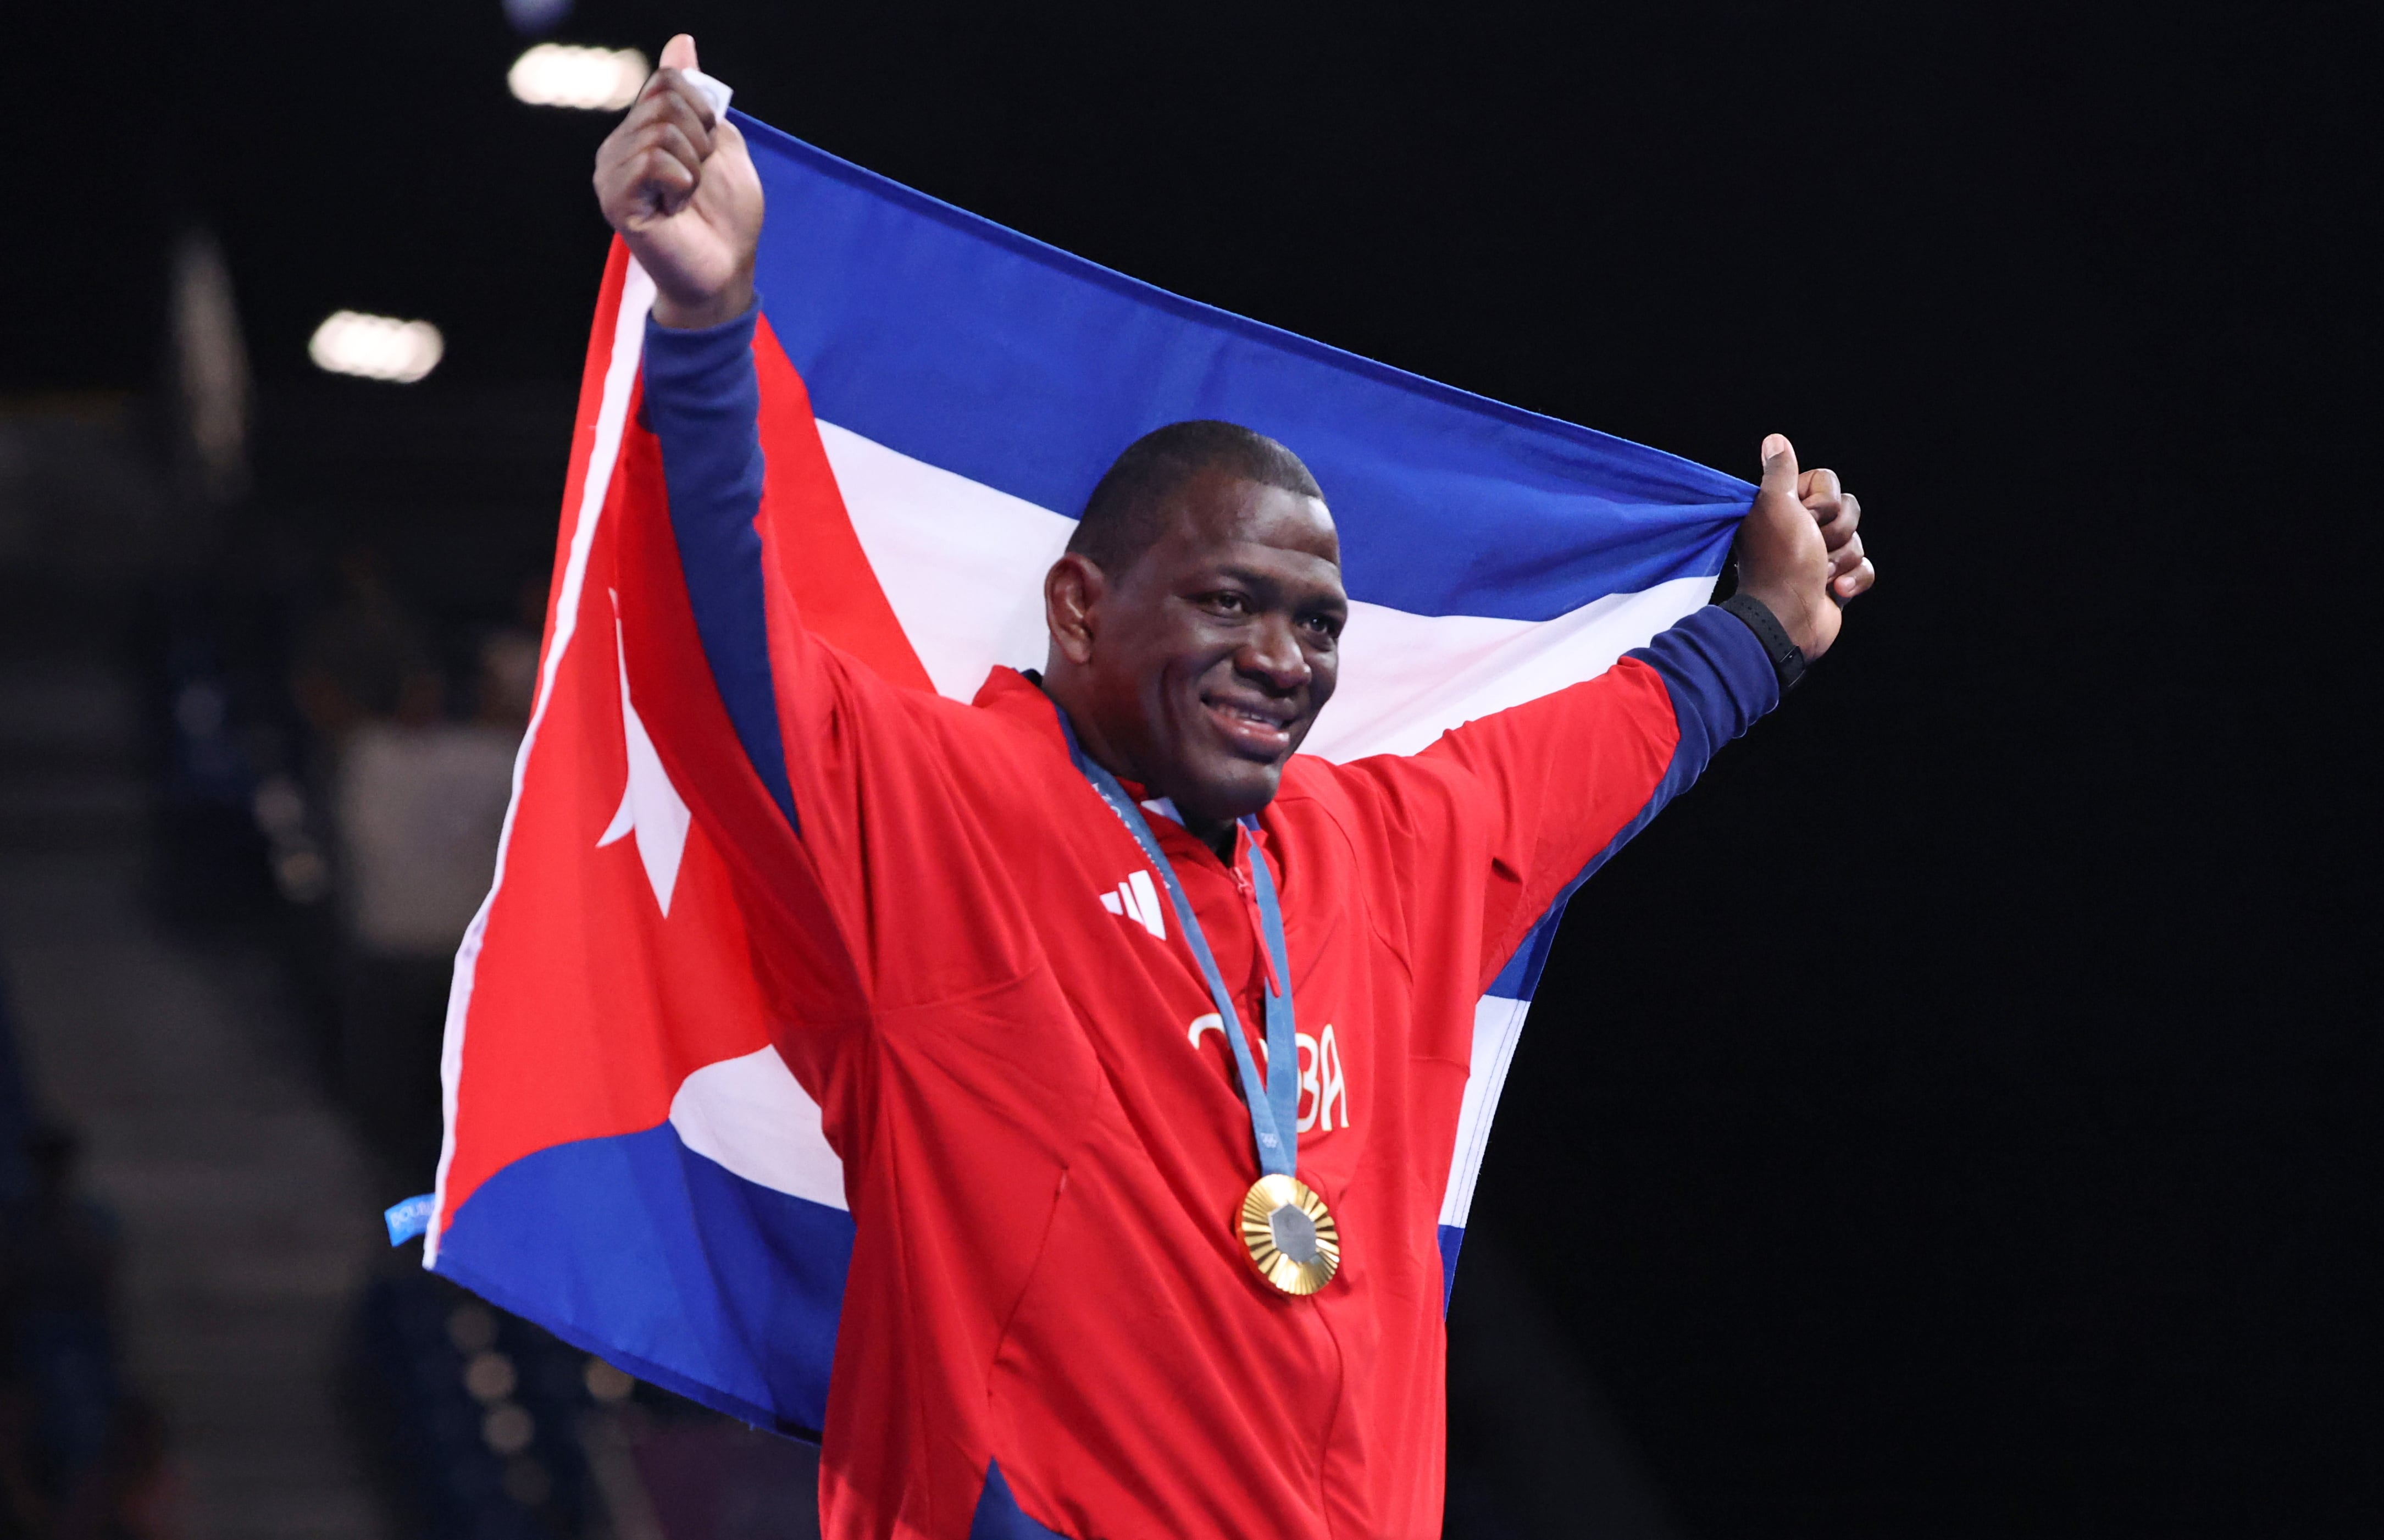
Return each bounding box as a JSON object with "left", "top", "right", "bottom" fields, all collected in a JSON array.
[{"left": 1044, "top": 553, "right": 1105, "bottom": 666}]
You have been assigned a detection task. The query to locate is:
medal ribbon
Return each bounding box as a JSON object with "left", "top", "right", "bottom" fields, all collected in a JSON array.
[{"left": 1064, "top": 725, "right": 1299, "bottom": 1181}]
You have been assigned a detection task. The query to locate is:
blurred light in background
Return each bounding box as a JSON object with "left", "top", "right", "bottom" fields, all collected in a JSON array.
[
  {"left": 463, "top": 1351, "right": 518, "bottom": 1403},
  {"left": 501, "top": 0, "right": 574, "bottom": 37},
  {"left": 481, "top": 1403, "right": 535, "bottom": 1456},
  {"left": 583, "top": 1358, "right": 635, "bottom": 1403},
  {"left": 308, "top": 311, "right": 444, "bottom": 383},
  {"left": 508, "top": 44, "right": 647, "bottom": 110}
]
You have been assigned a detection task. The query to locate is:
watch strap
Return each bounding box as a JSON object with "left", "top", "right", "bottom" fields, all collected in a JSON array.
[{"left": 1718, "top": 591, "right": 1808, "bottom": 693}]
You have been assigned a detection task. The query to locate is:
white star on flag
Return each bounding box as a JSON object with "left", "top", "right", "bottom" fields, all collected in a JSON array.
[{"left": 596, "top": 608, "right": 691, "bottom": 915}]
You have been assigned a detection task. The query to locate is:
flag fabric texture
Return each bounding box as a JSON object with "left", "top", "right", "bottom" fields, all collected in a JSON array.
[{"left": 426, "top": 112, "right": 1755, "bottom": 1444}]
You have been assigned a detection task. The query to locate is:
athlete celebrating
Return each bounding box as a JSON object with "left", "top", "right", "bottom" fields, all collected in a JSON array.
[{"left": 591, "top": 34, "right": 1874, "bottom": 1540}]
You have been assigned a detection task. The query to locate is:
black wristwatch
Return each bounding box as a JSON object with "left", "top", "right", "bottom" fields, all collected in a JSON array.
[{"left": 1718, "top": 591, "right": 1808, "bottom": 693}]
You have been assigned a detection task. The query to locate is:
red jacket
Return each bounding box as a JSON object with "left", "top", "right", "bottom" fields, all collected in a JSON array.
[{"left": 623, "top": 305, "right": 1778, "bottom": 1538}]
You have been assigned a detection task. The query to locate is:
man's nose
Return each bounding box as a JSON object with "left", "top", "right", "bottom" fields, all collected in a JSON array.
[{"left": 1238, "top": 616, "right": 1311, "bottom": 693}]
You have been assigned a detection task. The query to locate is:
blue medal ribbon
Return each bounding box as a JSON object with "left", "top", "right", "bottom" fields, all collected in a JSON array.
[{"left": 1065, "top": 724, "right": 1299, "bottom": 1181}]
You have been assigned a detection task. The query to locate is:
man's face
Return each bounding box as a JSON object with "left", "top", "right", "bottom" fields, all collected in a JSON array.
[{"left": 1068, "top": 467, "right": 1346, "bottom": 832}]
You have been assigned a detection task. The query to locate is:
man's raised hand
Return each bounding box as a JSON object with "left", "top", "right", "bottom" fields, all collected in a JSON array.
[
  {"left": 1733, "top": 434, "right": 1876, "bottom": 662},
  {"left": 593, "top": 35, "right": 762, "bottom": 330}
]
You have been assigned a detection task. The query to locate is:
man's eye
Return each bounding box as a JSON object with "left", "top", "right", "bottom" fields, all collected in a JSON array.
[
  {"left": 1206, "top": 592, "right": 1249, "bottom": 614},
  {"left": 1303, "top": 615, "right": 1342, "bottom": 640}
]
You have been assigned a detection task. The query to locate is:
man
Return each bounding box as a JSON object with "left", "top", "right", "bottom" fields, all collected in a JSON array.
[{"left": 592, "top": 34, "right": 1873, "bottom": 1540}]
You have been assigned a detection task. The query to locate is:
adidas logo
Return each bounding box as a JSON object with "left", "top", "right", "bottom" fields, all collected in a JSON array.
[{"left": 1099, "top": 869, "right": 1167, "bottom": 940}]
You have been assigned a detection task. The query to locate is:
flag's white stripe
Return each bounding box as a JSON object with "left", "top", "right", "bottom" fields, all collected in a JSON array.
[
  {"left": 426, "top": 259, "right": 656, "bottom": 1262},
  {"left": 819, "top": 419, "right": 1713, "bottom": 760},
  {"left": 1439, "top": 993, "right": 1532, "bottom": 1229},
  {"left": 817, "top": 420, "right": 1071, "bottom": 698},
  {"left": 1305, "top": 579, "right": 1712, "bottom": 761},
  {"left": 669, "top": 1046, "right": 849, "bottom": 1211}
]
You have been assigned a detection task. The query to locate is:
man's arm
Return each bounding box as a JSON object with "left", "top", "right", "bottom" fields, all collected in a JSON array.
[
  {"left": 1402, "top": 603, "right": 1774, "bottom": 989},
  {"left": 594, "top": 32, "right": 918, "bottom": 832},
  {"left": 1373, "top": 433, "right": 1873, "bottom": 988},
  {"left": 591, "top": 36, "right": 817, "bottom": 832},
  {"left": 582, "top": 38, "right": 932, "bottom": 954},
  {"left": 589, "top": 40, "right": 1047, "bottom": 1027}
]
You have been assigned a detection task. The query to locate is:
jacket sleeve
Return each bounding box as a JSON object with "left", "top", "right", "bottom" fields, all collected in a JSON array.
[
  {"left": 617, "top": 300, "right": 1035, "bottom": 1017},
  {"left": 635, "top": 303, "right": 808, "bottom": 819},
  {"left": 1339, "top": 604, "right": 1780, "bottom": 994}
]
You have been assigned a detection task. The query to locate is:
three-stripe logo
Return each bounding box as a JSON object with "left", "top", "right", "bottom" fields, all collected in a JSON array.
[{"left": 1099, "top": 870, "right": 1167, "bottom": 940}]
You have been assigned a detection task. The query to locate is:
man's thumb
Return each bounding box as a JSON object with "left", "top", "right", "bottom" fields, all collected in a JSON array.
[
  {"left": 1758, "top": 432, "right": 1799, "bottom": 502},
  {"left": 659, "top": 33, "right": 699, "bottom": 72}
]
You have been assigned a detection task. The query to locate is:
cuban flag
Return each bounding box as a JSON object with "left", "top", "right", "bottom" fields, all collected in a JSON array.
[{"left": 424, "top": 110, "right": 1752, "bottom": 1438}]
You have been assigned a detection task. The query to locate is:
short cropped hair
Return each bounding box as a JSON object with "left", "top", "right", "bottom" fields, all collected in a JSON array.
[{"left": 1067, "top": 421, "right": 1324, "bottom": 575}]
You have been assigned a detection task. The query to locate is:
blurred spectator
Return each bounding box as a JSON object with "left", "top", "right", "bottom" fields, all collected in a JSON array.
[
  {"left": 356, "top": 1264, "right": 829, "bottom": 1540},
  {"left": 277, "top": 546, "right": 528, "bottom": 1172},
  {"left": 333, "top": 666, "right": 512, "bottom": 957},
  {"left": 330, "top": 666, "right": 515, "bottom": 1173},
  {"left": 290, "top": 550, "right": 434, "bottom": 743},
  {"left": 475, "top": 570, "right": 546, "bottom": 733}
]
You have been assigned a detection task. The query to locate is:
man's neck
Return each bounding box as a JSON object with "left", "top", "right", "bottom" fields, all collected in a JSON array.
[
  {"left": 1185, "top": 815, "right": 1237, "bottom": 864},
  {"left": 1035, "top": 670, "right": 1238, "bottom": 861}
]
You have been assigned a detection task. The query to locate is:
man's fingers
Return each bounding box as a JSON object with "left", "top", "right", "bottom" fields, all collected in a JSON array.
[
  {"left": 658, "top": 32, "right": 699, "bottom": 73},
  {"left": 1829, "top": 529, "right": 1873, "bottom": 597},
  {"left": 1798, "top": 467, "right": 1839, "bottom": 504},
  {"left": 600, "top": 71, "right": 712, "bottom": 200},
  {"left": 640, "top": 123, "right": 706, "bottom": 185},
  {"left": 637, "top": 70, "right": 718, "bottom": 135},
  {"left": 1759, "top": 433, "right": 1799, "bottom": 503},
  {"left": 647, "top": 85, "right": 716, "bottom": 151},
  {"left": 1815, "top": 491, "right": 1861, "bottom": 551},
  {"left": 622, "top": 140, "right": 698, "bottom": 214},
  {"left": 617, "top": 115, "right": 705, "bottom": 180}
]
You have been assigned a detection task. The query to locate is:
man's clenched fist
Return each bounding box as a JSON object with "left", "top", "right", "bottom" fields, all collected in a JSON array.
[
  {"left": 1733, "top": 433, "right": 1876, "bottom": 661},
  {"left": 594, "top": 35, "right": 763, "bottom": 330}
]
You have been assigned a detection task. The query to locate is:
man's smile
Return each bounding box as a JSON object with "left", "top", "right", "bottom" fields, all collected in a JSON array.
[{"left": 1201, "top": 689, "right": 1300, "bottom": 760}]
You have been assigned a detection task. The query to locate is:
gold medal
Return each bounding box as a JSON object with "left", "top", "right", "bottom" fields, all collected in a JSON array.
[{"left": 1239, "top": 1173, "right": 1340, "bottom": 1295}]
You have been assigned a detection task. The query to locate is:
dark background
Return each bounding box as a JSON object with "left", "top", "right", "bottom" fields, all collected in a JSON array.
[{"left": 11, "top": 2, "right": 2377, "bottom": 1535}]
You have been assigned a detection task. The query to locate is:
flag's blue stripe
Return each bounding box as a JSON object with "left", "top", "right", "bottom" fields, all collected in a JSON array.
[
  {"left": 436, "top": 1123, "right": 852, "bottom": 1438},
  {"left": 737, "top": 115, "right": 1749, "bottom": 624},
  {"left": 1438, "top": 1223, "right": 1466, "bottom": 1314}
]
